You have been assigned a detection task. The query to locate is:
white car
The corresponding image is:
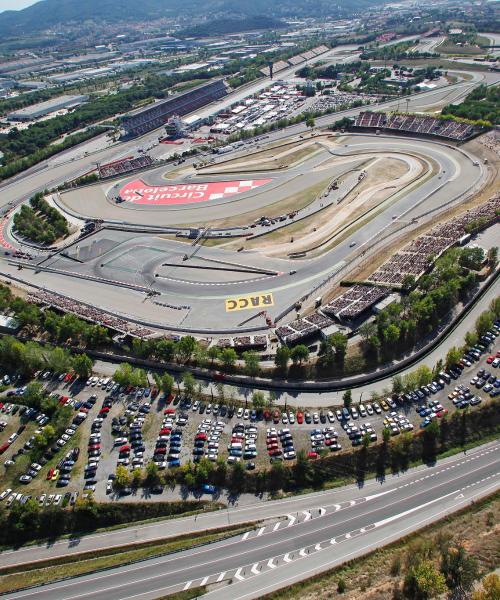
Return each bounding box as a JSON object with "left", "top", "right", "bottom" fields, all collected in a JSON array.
[
  {"left": 0, "top": 488, "right": 12, "bottom": 501},
  {"left": 53, "top": 494, "right": 62, "bottom": 505},
  {"left": 38, "top": 494, "right": 46, "bottom": 506},
  {"left": 283, "top": 451, "right": 296, "bottom": 460}
]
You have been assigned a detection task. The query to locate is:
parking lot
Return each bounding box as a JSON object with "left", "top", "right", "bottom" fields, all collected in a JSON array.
[{"left": 0, "top": 323, "right": 498, "bottom": 505}]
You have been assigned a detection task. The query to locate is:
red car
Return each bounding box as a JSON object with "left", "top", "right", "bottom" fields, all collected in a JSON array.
[
  {"left": 164, "top": 408, "right": 176, "bottom": 415},
  {"left": 296, "top": 412, "right": 304, "bottom": 424},
  {"left": 155, "top": 447, "right": 167, "bottom": 454},
  {"left": 159, "top": 428, "right": 171, "bottom": 435},
  {"left": 273, "top": 410, "right": 280, "bottom": 424},
  {"left": 0, "top": 443, "right": 9, "bottom": 454},
  {"left": 436, "top": 409, "right": 448, "bottom": 418},
  {"left": 88, "top": 444, "right": 101, "bottom": 451},
  {"left": 64, "top": 372, "right": 73, "bottom": 382},
  {"left": 46, "top": 468, "right": 54, "bottom": 480},
  {"left": 195, "top": 433, "right": 207, "bottom": 441},
  {"left": 268, "top": 449, "right": 282, "bottom": 456},
  {"left": 99, "top": 407, "right": 110, "bottom": 414},
  {"left": 165, "top": 393, "right": 174, "bottom": 404},
  {"left": 119, "top": 445, "right": 131, "bottom": 453},
  {"left": 308, "top": 452, "right": 319, "bottom": 460},
  {"left": 487, "top": 355, "right": 495, "bottom": 364}
]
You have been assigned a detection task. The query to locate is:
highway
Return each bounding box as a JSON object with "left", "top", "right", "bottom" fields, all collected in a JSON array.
[
  {"left": 4, "top": 441, "right": 499, "bottom": 599},
  {"left": 0, "top": 442, "right": 500, "bottom": 566}
]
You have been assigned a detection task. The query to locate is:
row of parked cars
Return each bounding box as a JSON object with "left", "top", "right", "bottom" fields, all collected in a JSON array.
[
  {"left": 195, "top": 419, "right": 224, "bottom": 463},
  {"left": 267, "top": 427, "right": 296, "bottom": 461},
  {"left": 227, "top": 423, "right": 258, "bottom": 464},
  {"left": 309, "top": 427, "right": 342, "bottom": 458}
]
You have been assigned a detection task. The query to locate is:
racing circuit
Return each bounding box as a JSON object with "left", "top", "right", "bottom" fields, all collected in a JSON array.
[{"left": 1, "top": 126, "right": 491, "bottom": 337}]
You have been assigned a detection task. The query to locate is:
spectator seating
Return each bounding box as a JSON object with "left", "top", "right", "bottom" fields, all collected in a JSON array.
[
  {"left": 354, "top": 111, "right": 477, "bottom": 141},
  {"left": 99, "top": 155, "right": 153, "bottom": 179},
  {"left": 122, "top": 79, "right": 227, "bottom": 137}
]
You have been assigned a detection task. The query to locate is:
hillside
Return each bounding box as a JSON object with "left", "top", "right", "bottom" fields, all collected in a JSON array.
[{"left": 0, "top": 0, "right": 382, "bottom": 37}]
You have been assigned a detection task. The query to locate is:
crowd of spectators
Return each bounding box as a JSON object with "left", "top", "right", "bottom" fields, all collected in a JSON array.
[
  {"left": 121, "top": 79, "right": 228, "bottom": 137},
  {"left": 275, "top": 310, "right": 336, "bottom": 343},
  {"left": 478, "top": 131, "right": 500, "bottom": 158},
  {"left": 260, "top": 45, "right": 328, "bottom": 77},
  {"left": 215, "top": 335, "right": 268, "bottom": 350},
  {"left": 322, "top": 284, "right": 387, "bottom": 320},
  {"left": 98, "top": 155, "right": 153, "bottom": 179},
  {"left": 368, "top": 194, "right": 500, "bottom": 286},
  {"left": 354, "top": 111, "right": 477, "bottom": 141},
  {"left": 27, "top": 290, "right": 155, "bottom": 338}
]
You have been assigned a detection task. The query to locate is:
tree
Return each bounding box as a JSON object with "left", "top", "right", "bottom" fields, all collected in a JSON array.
[
  {"left": 22, "top": 382, "right": 46, "bottom": 409},
  {"left": 72, "top": 354, "right": 94, "bottom": 379},
  {"left": 154, "top": 372, "right": 174, "bottom": 396},
  {"left": 384, "top": 323, "right": 401, "bottom": 346},
  {"left": 145, "top": 462, "right": 160, "bottom": 487},
  {"left": 242, "top": 351, "right": 260, "bottom": 377},
  {"left": 220, "top": 347, "right": 237, "bottom": 370},
  {"left": 475, "top": 311, "right": 494, "bottom": 338},
  {"left": 229, "top": 461, "right": 245, "bottom": 493},
  {"left": 402, "top": 274, "right": 416, "bottom": 292},
  {"left": 343, "top": 389, "right": 352, "bottom": 409},
  {"left": 472, "top": 574, "right": 500, "bottom": 600},
  {"left": 290, "top": 344, "right": 309, "bottom": 365},
  {"left": 207, "top": 346, "right": 220, "bottom": 365},
  {"left": 445, "top": 347, "right": 461, "bottom": 370},
  {"left": 330, "top": 332, "right": 348, "bottom": 363},
  {"left": 392, "top": 374, "right": 404, "bottom": 394},
  {"left": 317, "top": 337, "right": 335, "bottom": 368},
  {"left": 114, "top": 465, "right": 131, "bottom": 489},
  {"left": 182, "top": 372, "right": 196, "bottom": 398},
  {"left": 415, "top": 365, "right": 433, "bottom": 387},
  {"left": 464, "top": 331, "right": 478, "bottom": 348},
  {"left": 403, "top": 559, "right": 447, "bottom": 599},
  {"left": 47, "top": 346, "right": 72, "bottom": 374},
  {"left": 487, "top": 246, "right": 498, "bottom": 268},
  {"left": 176, "top": 336, "right": 197, "bottom": 363},
  {"left": 440, "top": 543, "right": 479, "bottom": 597},
  {"left": 275, "top": 346, "right": 290, "bottom": 371},
  {"left": 251, "top": 391, "right": 265, "bottom": 409},
  {"left": 113, "top": 363, "right": 147, "bottom": 387},
  {"left": 306, "top": 115, "right": 315, "bottom": 130}
]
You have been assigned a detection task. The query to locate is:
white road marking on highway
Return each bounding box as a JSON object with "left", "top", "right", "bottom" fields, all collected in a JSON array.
[
  {"left": 283, "top": 553, "right": 292, "bottom": 563},
  {"left": 267, "top": 558, "right": 277, "bottom": 569},
  {"left": 319, "top": 507, "right": 326, "bottom": 516},
  {"left": 200, "top": 576, "right": 209, "bottom": 586},
  {"left": 251, "top": 563, "right": 260, "bottom": 575},
  {"left": 345, "top": 532, "right": 352, "bottom": 539},
  {"left": 315, "top": 543, "right": 322, "bottom": 551},
  {"left": 234, "top": 568, "right": 245, "bottom": 581},
  {"left": 273, "top": 521, "right": 281, "bottom": 532},
  {"left": 241, "top": 531, "right": 250, "bottom": 541},
  {"left": 330, "top": 538, "right": 337, "bottom": 545},
  {"left": 257, "top": 527, "right": 266, "bottom": 536},
  {"left": 217, "top": 572, "right": 226, "bottom": 582},
  {"left": 286, "top": 514, "right": 296, "bottom": 526},
  {"left": 334, "top": 504, "right": 341, "bottom": 511},
  {"left": 302, "top": 511, "right": 312, "bottom": 521},
  {"left": 183, "top": 581, "right": 192, "bottom": 590},
  {"left": 299, "top": 548, "right": 308, "bottom": 557}
]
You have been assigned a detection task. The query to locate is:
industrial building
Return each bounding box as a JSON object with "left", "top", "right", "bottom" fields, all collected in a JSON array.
[
  {"left": 121, "top": 79, "right": 227, "bottom": 137},
  {"left": 7, "top": 94, "right": 89, "bottom": 121}
]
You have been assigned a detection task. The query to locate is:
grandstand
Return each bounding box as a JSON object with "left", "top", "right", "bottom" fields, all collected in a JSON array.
[
  {"left": 353, "top": 111, "right": 478, "bottom": 141},
  {"left": 99, "top": 155, "right": 153, "bottom": 179},
  {"left": 121, "top": 79, "right": 227, "bottom": 137}
]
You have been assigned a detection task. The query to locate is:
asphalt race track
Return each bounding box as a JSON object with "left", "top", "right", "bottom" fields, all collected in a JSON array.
[
  {"left": 5, "top": 441, "right": 499, "bottom": 600},
  {"left": 0, "top": 132, "right": 489, "bottom": 333}
]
